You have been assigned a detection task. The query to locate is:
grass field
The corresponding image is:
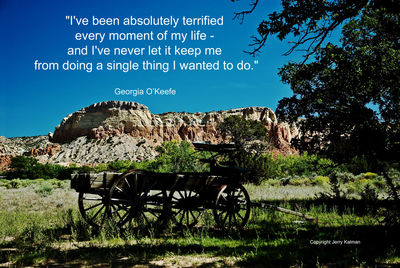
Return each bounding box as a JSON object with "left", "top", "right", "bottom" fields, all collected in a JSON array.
[{"left": 0, "top": 181, "right": 399, "bottom": 267}]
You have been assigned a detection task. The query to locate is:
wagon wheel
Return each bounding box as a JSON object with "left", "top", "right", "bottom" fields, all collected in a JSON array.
[
  {"left": 78, "top": 191, "right": 109, "bottom": 229},
  {"left": 166, "top": 188, "right": 204, "bottom": 228},
  {"left": 108, "top": 171, "right": 166, "bottom": 231},
  {"left": 213, "top": 184, "right": 251, "bottom": 231}
]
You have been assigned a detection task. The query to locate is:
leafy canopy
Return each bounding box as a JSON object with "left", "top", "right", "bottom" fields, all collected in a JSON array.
[
  {"left": 218, "top": 115, "right": 269, "bottom": 149},
  {"left": 276, "top": 8, "right": 400, "bottom": 162}
]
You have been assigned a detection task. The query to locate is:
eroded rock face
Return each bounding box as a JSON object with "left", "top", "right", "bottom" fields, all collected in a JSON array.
[
  {"left": 0, "top": 155, "right": 13, "bottom": 170},
  {"left": 51, "top": 101, "right": 297, "bottom": 154},
  {"left": 24, "top": 144, "right": 61, "bottom": 157}
]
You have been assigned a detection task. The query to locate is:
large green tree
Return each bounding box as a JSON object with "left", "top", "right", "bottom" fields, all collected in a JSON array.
[
  {"left": 276, "top": 9, "right": 400, "bottom": 162},
  {"left": 233, "top": 0, "right": 400, "bottom": 162}
]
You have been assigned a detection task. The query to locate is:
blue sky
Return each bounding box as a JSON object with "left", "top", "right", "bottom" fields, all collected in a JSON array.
[{"left": 0, "top": 0, "right": 307, "bottom": 137}]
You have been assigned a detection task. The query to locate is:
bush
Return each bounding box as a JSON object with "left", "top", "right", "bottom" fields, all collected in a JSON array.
[
  {"left": 34, "top": 182, "right": 54, "bottom": 197},
  {"left": 288, "top": 177, "right": 312, "bottom": 186},
  {"left": 6, "top": 156, "right": 69, "bottom": 180},
  {"left": 340, "top": 155, "right": 372, "bottom": 174},
  {"left": 150, "top": 140, "right": 208, "bottom": 173},
  {"left": 107, "top": 160, "right": 132, "bottom": 172},
  {"left": 263, "top": 153, "right": 335, "bottom": 179},
  {"left": 364, "top": 172, "right": 377, "bottom": 180},
  {"left": 264, "top": 179, "right": 282, "bottom": 186},
  {"left": 312, "top": 176, "right": 330, "bottom": 186},
  {"left": 1, "top": 179, "right": 33, "bottom": 189}
]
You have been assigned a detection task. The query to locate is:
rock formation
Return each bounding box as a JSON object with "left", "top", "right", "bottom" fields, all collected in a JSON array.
[
  {"left": 51, "top": 101, "right": 297, "bottom": 153},
  {"left": 0, "top": 101, "right": 298, "bottom": 169}
]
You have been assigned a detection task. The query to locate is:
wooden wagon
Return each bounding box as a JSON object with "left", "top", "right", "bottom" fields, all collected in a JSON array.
[{"left": 71, "top": 143, "right": 252, "bottom": 231}]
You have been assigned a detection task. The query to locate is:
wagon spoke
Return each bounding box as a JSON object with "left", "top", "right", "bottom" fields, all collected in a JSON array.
[
  {"left": 83, "top": 197, "right": 103, "bottom": 201},
  {"left": 118, "top": 210, "right": 130, "bottom": 226},
  {"left": 84, "top": 202, "right": 103, "bottom": 211},
  {"left": 189, "top": 210, "right": 197, "bottom": 221},
  {"left": 111, "top": 204, "right": 125, "bottom": 216},
  {"left": 150, "top": 191, "right": 163, "bottom": 198},
  {"left": 141, "top": 212, "right": 151, "bottom": 226},
  {"left": 237, "top": 211, "right": 244, "bottom": 221},
  {"left": 186, "top": 210, "right": 190, "bottom": 225},
  {"left": 90, "top": 205, "right": 105, "bottom": 222},
  {"left": 178, "top": 191, "right": 185, "bottom": 199},
  {"left": 179, "top": 210, "right": 185, "bottom": 225},
  {"left": 222, "top": 212, "right": 229, "bottom": 225},
  {"left": 124, "top": 178, "right": 132, "bottom": 191},
  {"left": 112, "top": 205, "right": 125, "bottom": 221},
  {"left": 115, "top": 186, "right": 130, "bottom": 198},
  {"left": 233, "top": 212, "right": 239, "bottom": 227},
  {"left": 147, "top": 208, "right": 163, "bottom": 214},
  {"left": 217, "top": 210, "right": 225, "bottom": 216},
  {"left": 146, "top": 209, "right": 159, "bottom": 218}
]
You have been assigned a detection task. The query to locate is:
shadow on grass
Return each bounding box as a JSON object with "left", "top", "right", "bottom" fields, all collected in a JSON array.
[
  {"left": 258, "top": 198, "right": 399, "bottom": 216},
  {"left": 1, "top": 198, "right": 399, "bottom": 267}
]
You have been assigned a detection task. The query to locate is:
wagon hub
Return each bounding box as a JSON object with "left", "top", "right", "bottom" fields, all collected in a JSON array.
[{"left": 225, "top": 197, "right": 241, "bottom": 214}]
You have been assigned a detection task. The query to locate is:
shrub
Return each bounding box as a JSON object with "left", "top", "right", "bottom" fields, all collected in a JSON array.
[
  {"left": 340, "top": 155, "right": 372, "bottom": 174},
  {"left": 288, "top": 177, "right": 312, "bottom": 186},
  {"left": 364, "top": 172, "right": 377, "bottom": 180},
  {"left": 150, "top": 140, "right": 208, "bottom": 173},
  {"left": 92, "top": 163, "right": 108, "bottom": 173},
  {"left": 264, "top": 153, "right": 335, "bottom": 179},
  {"left": 34, "top": 182, "right": 54, "bottom": 197},
  {"left": 6, "top": 156, "right": 69, "bottom": 180},
  {"left": 312, "top": 176, "right": 330, "bottom": 186},
  {"left": 9, "top": 179, "right": 23, "bottom": 189},
  {"left": 107, "top": 160, "right": 131, "bottom": 172},
  {"left": 264, "top": 179, "right": 281, "bottom": 186}
]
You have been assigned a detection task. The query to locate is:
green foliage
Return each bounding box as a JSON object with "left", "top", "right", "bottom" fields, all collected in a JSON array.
[
  {"left": 34, "top": 182, "right": 54, "bottom": 197},
  {"left": 218, "top": 115, "right": 269, "bottom": 148},
  {"left": 107, "top": 160, "right": 132, "bottom": 172},
  {"left": 287, "top": 177, "right": 312, "bottom": 186},
  {"left": 313, "top": 176, "right": 330, "bottom": 186},
  {"left": 276, "top": 9, "right": 400, "bottom": 163},
  {"left": 7, "top": 156, "right": 70, "bottom": 180},
  {"left": 340, "top": 155, "right": 372, "bottom": 174},
  {"left": 264, "top": 153, "right": 335, "bottom": 179},
  {"left": 217, "top": 115, "right": 271, "bottom": 183},
  {"left": 150, "top": 140, "right": 207, "bottom": 173},
  {"left": 0, "top": 179, "right": 33, "bottom": 189},
  {"left": 0, "top": 178, "right": 67, "bottom": 190},
  {"left": 91, "top": 164, "right": 108, "bottom": 173}
]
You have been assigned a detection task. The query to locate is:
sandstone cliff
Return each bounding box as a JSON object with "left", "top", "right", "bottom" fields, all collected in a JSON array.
[{"left": 52, "top": 101, "right": 297, "bottom": 151}]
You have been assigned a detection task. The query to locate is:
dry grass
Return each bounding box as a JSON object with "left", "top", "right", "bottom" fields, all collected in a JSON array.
[
  {"left": 0, "top": 187, "right": 77, "bottom": 212},
  {"left": 245, "top": 183, "right": 328, "bottom": 201}
]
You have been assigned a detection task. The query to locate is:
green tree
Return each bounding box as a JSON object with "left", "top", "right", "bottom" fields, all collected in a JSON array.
[
  {"left": 8, "top": 156, "right": 39, "bottom": 179},
  {"left": 218, "top": 115, "right": 270, "bottom": 183},
  {"left": 7, "top": 156, "right": 70, "bottom": 180},
  {"left": 218, "top": 115, "right": 269, "bottom": 150},
  {"left": 276, "top": 9, "right": 400, "bottom": 162}
]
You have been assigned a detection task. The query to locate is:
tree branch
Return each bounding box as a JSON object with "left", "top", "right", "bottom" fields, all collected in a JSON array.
[{"left": 233, "top": 0, "right": 260, "bottom": 24}]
